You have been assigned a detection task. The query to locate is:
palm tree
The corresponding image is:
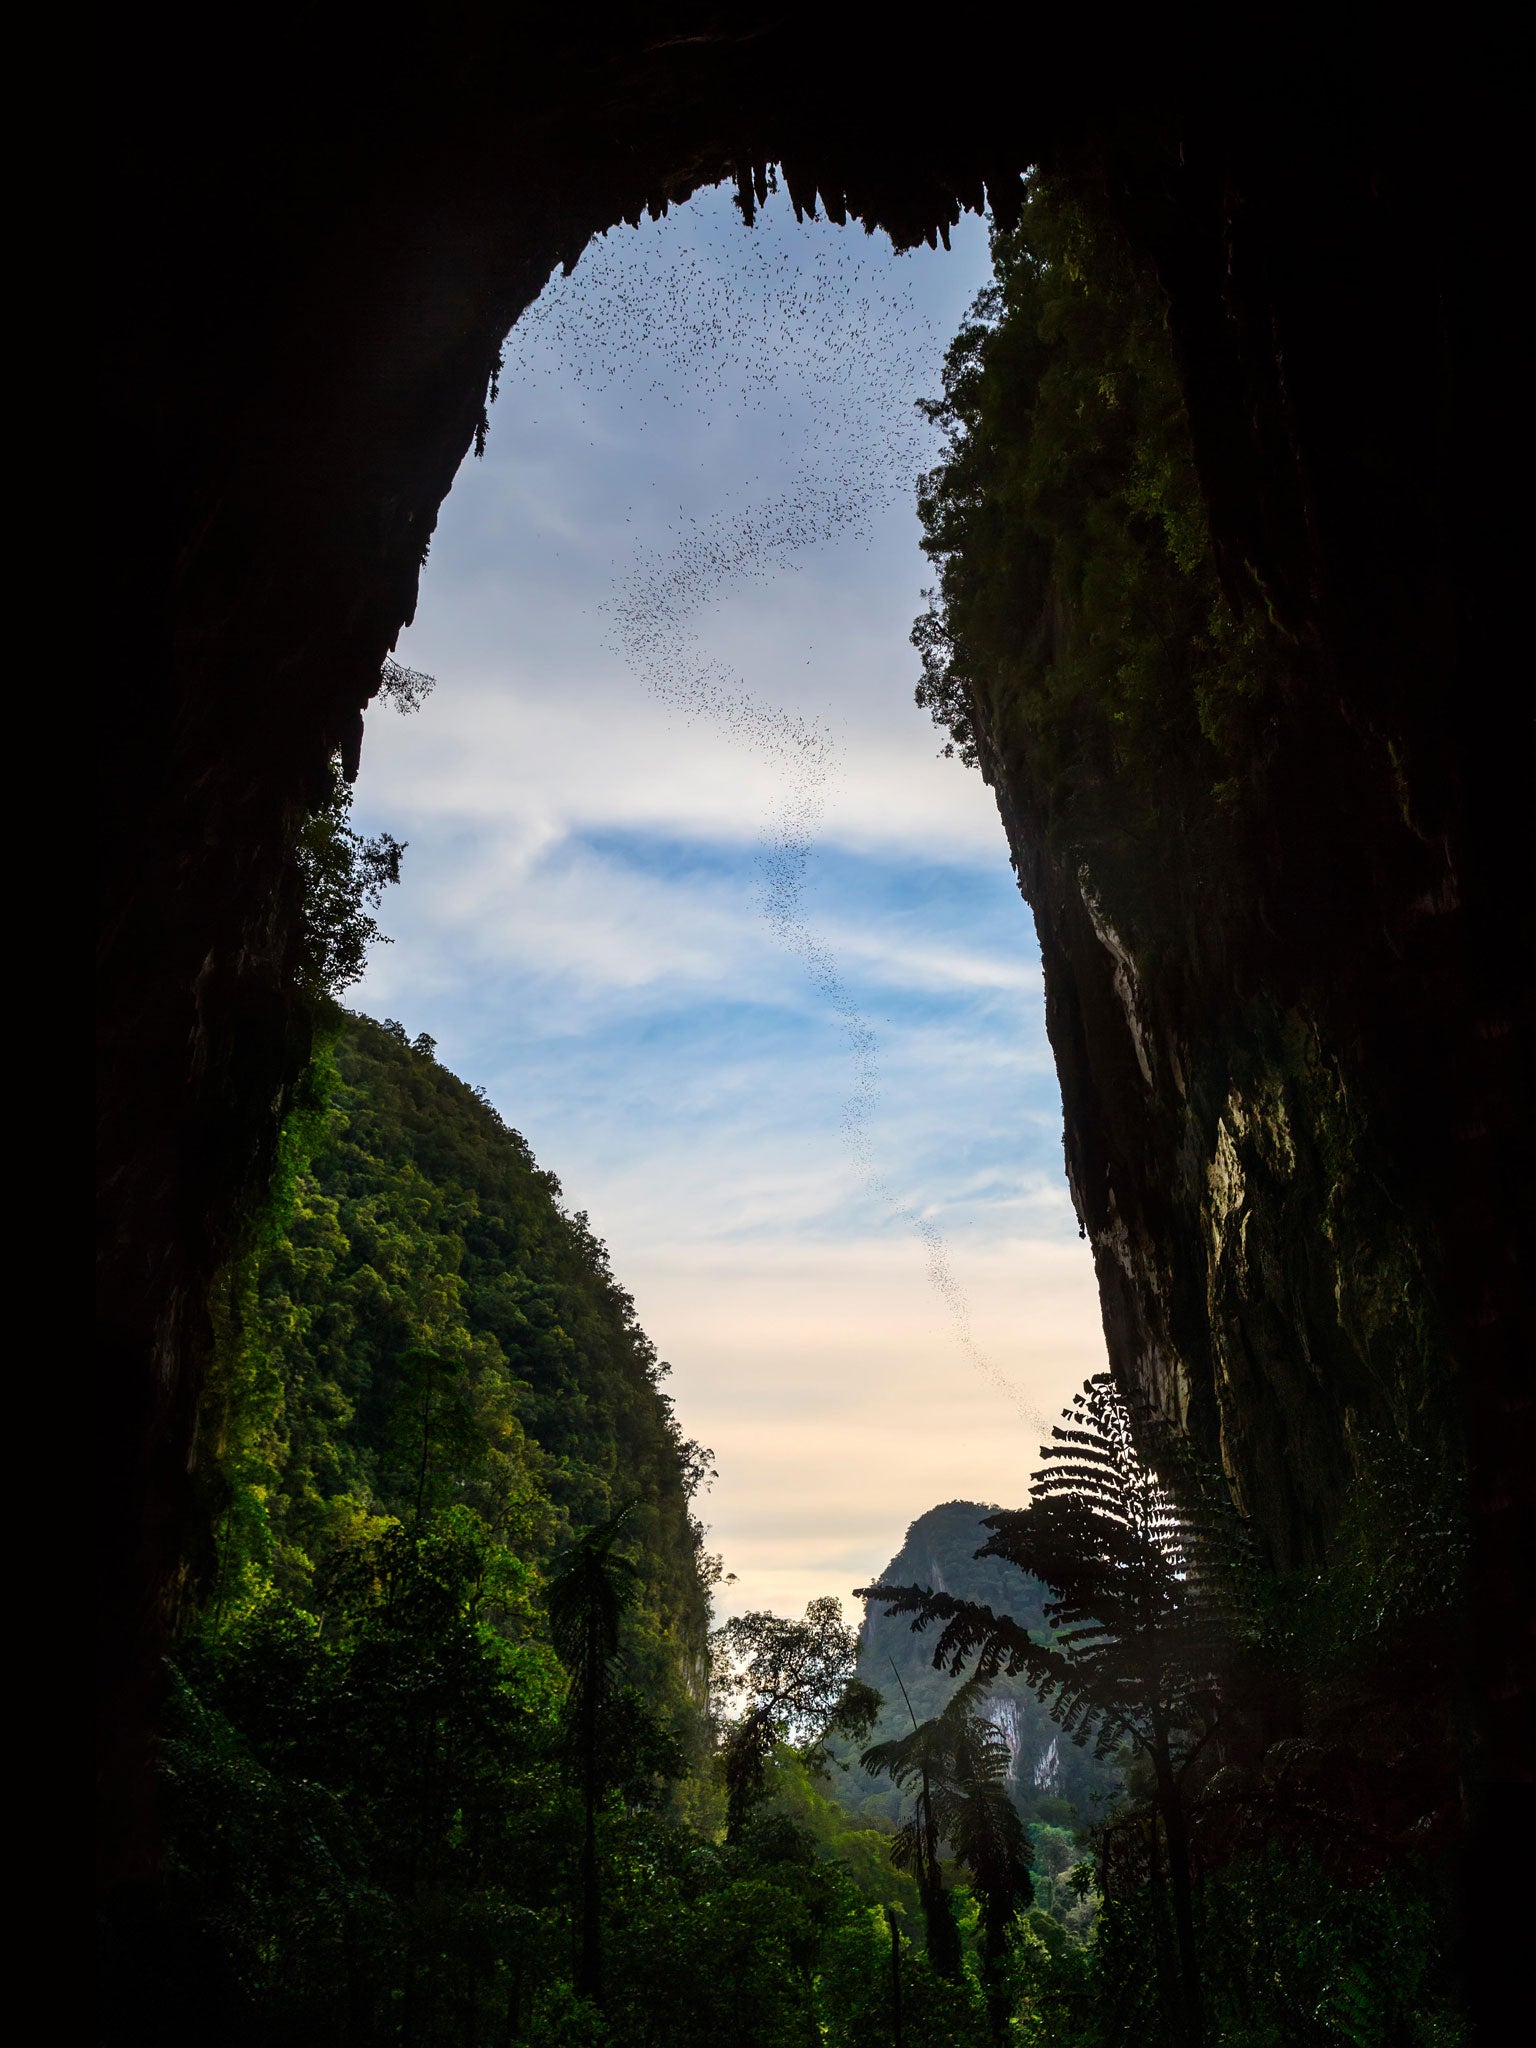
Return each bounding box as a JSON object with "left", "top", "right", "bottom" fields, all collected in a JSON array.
[
  {"left": 861, "top": 1674, "right": 1032, "bottom": 1988},
  {"left": 861, "top": 1684, "right": 961, "bottom": 1980},
  {"left": 939, "top": 1697, "right": 1034, "bottom": 2043},
  {"left": 546, "top": 1505, "right": 642, "bottom": 2002}
]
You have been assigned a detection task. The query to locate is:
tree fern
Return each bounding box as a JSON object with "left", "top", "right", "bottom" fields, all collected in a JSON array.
[
  {"left": 860, "top": 1672, "right": 1034, "bottom": 2006},
  {"left": 860, "top": 1372, "right": 1255, "bottom": 2036}
]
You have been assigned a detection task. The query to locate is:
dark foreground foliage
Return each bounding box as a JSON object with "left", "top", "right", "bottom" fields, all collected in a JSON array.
[
  {"left": 865, "top": 1376, "right": 1467, "bottom": 2045},
  {"left": 105, "top": 1016, "right": 1467, "bottom": 2045}
]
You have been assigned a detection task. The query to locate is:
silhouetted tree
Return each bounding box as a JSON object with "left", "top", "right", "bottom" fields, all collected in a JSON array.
[
  {"left": 295, "top": 763, "right": 404, "bottom": 998},
  {"left": 861, "top": 1674, "right": 1032, "bottom": 2011},
  {"left": 712, "top": 1596, "right": 881, "bottom": 1843},
  {"left": 860, "top": 1676, "right": 965, "bottom": 1979},
  {"left": 941, "top": 1692, "right": 1035, "bottom": 2042},
  {"left": 548, "top": 1505, "right": 642, "bottom": 2001},
  {"left": 387, "top": 1347, "right": 481, "bottom": 1524},
  {"left": 377, "top": 656, "right": 436, "bottom": 714}
]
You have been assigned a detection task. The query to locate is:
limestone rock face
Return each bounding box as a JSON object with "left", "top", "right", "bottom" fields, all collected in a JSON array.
[
  {"left": 967, "top": 420, "right": 1522, "bottom": 1586},
  {"left": 992, "top": 758, "right": 1451, "bottom": 1574}
]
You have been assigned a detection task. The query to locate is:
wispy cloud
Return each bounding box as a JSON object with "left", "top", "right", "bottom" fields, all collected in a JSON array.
[
  {"left": 351, "top": 184, "right": 1105, "bottom": 1617},
  {"left": 635, "top": 1233, "right": 1104, "bottom": 1616}
]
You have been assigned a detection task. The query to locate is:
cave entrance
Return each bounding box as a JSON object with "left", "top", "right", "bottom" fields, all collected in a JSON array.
[
  {"left": 104, "top": 38, "right": 1521, "bottom": 1970},
  {"left": 345, "top": 181, "right": 1106, "bottom": 1622}
]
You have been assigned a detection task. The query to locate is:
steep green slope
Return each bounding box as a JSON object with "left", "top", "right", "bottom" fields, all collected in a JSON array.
[
  {"left": 196, "top": 1015, "right": 716, "bottom": 1769},
  {"left": 838, "top": 1502, "right": 1119, "bottom": 1830},
  {"left": 203, "top": 1010, "right": 712, "bottom": 1714},
  {"left": 144, "top": 1022, "right": 1014, "bottom": 2044}
]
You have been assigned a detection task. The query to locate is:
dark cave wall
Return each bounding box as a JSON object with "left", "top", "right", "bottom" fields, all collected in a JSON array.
[
  {"left": 988, "top": 732, "right": 1465, "bottom": 1572},
  {"left": 969, "top": 115, "right": 1531, "bottom": 1904},
  {"left": 99, "top": 8, "right": 1527, "bottom": 1887},
  {"left": 971, "top": 110, "right": 1527, "bottom": 1582}
]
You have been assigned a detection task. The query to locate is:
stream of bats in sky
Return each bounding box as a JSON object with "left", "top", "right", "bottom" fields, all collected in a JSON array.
[{"left": 500, "top": 192, "right": 1053, "bottom": 1438}]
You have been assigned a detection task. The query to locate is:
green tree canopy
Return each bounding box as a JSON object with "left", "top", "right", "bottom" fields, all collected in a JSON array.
[{"left": 713, "top": 1597, "right": 882, "bottom": 1843}]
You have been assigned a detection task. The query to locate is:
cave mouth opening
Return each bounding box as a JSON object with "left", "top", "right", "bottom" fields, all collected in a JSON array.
[
  {"left": 345, "top": 178, "right": 1104, "bottom": 1624},
  {"left": 100, "top": 65, "right": 1045, "bottom": 1881},
  {"left": 104, "top": 50, "right": 1523, "bottom": 2017}
]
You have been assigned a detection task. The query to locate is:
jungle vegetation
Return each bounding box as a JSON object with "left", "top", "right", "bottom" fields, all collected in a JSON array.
[
  {"left": 132, "top": 1016, "right": 1071, "bottom": 2044},
  {"left": 909, "top": 172, "right": 1287, "bottom": 959},
  {"left": 863, "top": 1376, "right": 1466, "bottom": 2046},
  {"left": 134, "top": 1007, "right": 1465, "bottom": 2045}
]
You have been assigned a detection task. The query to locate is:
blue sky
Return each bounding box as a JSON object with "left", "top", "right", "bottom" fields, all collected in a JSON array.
[{"left": 350, "top": 185, "right": 1107, "bottom": 1616}]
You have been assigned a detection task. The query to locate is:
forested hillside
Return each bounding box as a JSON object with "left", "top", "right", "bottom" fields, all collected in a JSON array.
[
  {"left": 133, "top": 1019, "right": 1057, "bottom": 2045},
  {"left": 201, "top": 1013, "right": 713, "bottom": 1687},
  {"left": 132, "top": 1016, "right": 721, "bottom": 2039},
  {"left": 122, "top": 1011, "right": 1468, "bottom": 2045}
]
